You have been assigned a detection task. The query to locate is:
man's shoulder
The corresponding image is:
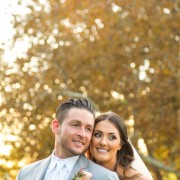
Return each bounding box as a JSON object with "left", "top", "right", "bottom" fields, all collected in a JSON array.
[
  {"left": 84, "top": 158, "right": 118, "bottom": 179},
  {"left": 87, "top": 159, "right": 111, "bottom": 172},
  {"left": 22, "top": 157, "right": 47, "bottom": 170},
  {"left": 16, "top": 156, "right": 51, "bottom": 180}
]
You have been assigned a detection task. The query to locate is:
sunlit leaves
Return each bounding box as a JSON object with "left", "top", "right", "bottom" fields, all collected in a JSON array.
[{"left": 0, "top": 0, "right": 179, "bottom": 179}]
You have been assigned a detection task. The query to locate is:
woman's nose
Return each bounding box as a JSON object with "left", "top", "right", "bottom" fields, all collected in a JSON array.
[{"left": 100, "top": 137, "right": 107, "bottom": 146}]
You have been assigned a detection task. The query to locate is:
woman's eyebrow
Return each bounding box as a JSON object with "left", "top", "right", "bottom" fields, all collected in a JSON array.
[
  {"left": 94, "top": 130, "right": 117, "bottom": 135},
  {"left": 94, "top": 130, "right": 102, "bottom": 133}
]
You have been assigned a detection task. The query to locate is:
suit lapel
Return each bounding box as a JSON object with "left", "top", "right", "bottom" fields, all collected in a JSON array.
[
  {"left": 32, "top": 156, "right": 51, "bottom": 180},
  {"left": 30, "top": 154, "right": 89, "bottom": 180},
  {"left": 68, "top": 155, "right": 89, "bottom": 180}
]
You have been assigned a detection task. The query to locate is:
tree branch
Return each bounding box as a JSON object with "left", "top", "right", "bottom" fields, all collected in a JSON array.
[{"left": 142, "top": 155, "right": 180, "bottom": 178}]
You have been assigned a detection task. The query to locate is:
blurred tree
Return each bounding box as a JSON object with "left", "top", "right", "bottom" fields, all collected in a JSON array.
[{"left": 0, "top": 0, "right": 179, "bottom": 179}]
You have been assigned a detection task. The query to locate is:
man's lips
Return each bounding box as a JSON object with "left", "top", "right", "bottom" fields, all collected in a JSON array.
[{"left": 73, "top": 139, "right": 85, "bottom": 146}]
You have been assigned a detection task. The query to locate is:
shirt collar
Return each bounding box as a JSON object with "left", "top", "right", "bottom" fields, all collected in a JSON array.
[
  {"left": 48, "top": 151, "right": 79, "bottom": 172},
  {"left": 64, "top": 155, "right": 79, "bottom": 172}
]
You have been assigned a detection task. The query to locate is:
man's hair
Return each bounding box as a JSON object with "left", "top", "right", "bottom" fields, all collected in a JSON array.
[{"left": 55, "top": 98, "right": 95, "bottom": 123}]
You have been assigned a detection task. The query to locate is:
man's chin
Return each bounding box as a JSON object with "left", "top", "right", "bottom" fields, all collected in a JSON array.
[{"left": 70, "top": 148, "right": 87, "bottom": 155}]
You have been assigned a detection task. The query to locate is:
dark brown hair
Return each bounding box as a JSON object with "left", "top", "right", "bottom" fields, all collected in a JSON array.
[
  {"left": 55, "top": 98, "right": 95, "bottom": 123},
  {"left": 89, "top": 111, "right": 140, "bottom": 179}
]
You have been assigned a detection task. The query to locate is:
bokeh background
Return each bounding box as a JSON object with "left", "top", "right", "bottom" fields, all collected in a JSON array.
[{"left": 0, "top": 0, "right": 179, "bottom": 179}]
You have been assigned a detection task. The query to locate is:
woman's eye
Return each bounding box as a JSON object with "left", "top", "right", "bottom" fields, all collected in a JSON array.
[
  {"left": 94, "top": 132, "right": 101, "bottom": 138},
  {"left": 109, "top": 135, "right": 116, "bottom": 140}
]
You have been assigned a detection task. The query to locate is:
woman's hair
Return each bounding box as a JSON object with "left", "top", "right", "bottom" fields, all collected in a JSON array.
[{"left": 89, "top": 111, "right": 140, "bottom": 179}]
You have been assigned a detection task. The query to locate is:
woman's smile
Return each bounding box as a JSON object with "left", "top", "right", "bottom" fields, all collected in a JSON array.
[{"left": 90, "top": 120, "right": 121, "bottom": 168}]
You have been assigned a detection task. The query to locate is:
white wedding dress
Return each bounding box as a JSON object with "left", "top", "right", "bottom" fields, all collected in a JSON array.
[{"left": 129, "top": 140, "right": 153, "bottom": 180}]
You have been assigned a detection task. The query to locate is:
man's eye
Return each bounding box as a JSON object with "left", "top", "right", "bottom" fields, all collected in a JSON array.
[
  {"left": 86, "top": 128, "right": 92, "bottom": 132},
  {"left": 72, "top": 123, "right": 79, "bottom": 127}
]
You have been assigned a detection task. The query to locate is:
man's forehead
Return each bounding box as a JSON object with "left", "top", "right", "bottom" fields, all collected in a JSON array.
[{"left": 66, "top": 108, "right": 94, "bottom": 121}]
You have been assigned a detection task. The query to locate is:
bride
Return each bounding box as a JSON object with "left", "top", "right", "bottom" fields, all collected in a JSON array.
[{"left": 88, "top": 111, "right": 153, "bottom": 180}]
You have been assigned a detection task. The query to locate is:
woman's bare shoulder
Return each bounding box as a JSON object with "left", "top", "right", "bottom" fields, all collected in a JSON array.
[{"left": 117, "top": 167, "right": 152, "bottom": 180}]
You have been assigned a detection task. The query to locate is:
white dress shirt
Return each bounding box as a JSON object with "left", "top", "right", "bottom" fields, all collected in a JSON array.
[{"left": 44, "top": 152, "right": 79, "bottom": 180}]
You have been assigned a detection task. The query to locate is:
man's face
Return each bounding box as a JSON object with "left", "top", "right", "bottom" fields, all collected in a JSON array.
[{"left": 53, "top": 108, "right": 94, "bottom": 158}]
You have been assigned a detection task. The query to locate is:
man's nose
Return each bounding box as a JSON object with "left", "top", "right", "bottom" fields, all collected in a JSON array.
[{"left": 78, "top": 127, "right": 86, "bottom": 137}]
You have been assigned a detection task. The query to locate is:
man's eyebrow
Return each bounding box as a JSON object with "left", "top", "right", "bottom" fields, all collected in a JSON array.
[
  {"left": 71, "top": 120, "right": 80, "bottom": 122},
  {"left": 87, "top": 124, "right": 93, "bottom": 128},
  {"left": 71, "top": 120, "right": 94, "bottom": 126}
]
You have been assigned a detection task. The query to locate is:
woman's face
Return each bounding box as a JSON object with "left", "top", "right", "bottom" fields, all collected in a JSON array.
[{"left": 90, "top": 120, "right": 121, "bottom": 167}]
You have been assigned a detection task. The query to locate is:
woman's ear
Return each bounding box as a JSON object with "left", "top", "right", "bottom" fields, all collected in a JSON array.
[{"left": 52, "top": 119, "right": 60, "bottom": 134}]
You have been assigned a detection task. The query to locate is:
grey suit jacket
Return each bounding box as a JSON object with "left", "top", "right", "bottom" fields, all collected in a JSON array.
[{"left": 16, "top": 154, "right": 119, "bottom": 180}]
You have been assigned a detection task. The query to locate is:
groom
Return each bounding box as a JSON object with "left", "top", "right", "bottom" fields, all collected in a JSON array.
[{"left": 16, "top": 98, "right": 118, "bottom": 180}]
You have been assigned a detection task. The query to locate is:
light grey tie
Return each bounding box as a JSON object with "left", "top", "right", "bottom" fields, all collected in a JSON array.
[
  {"left": 57, "top": 161, "right": 68, "bottom": 180},
  {"left": 51, "top": 161, "right": 65, "bottom": 180}
]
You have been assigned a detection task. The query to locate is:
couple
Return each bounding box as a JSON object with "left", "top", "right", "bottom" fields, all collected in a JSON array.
[{"left": 16, "top": 98, "right": 153, "bottom": 180}]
